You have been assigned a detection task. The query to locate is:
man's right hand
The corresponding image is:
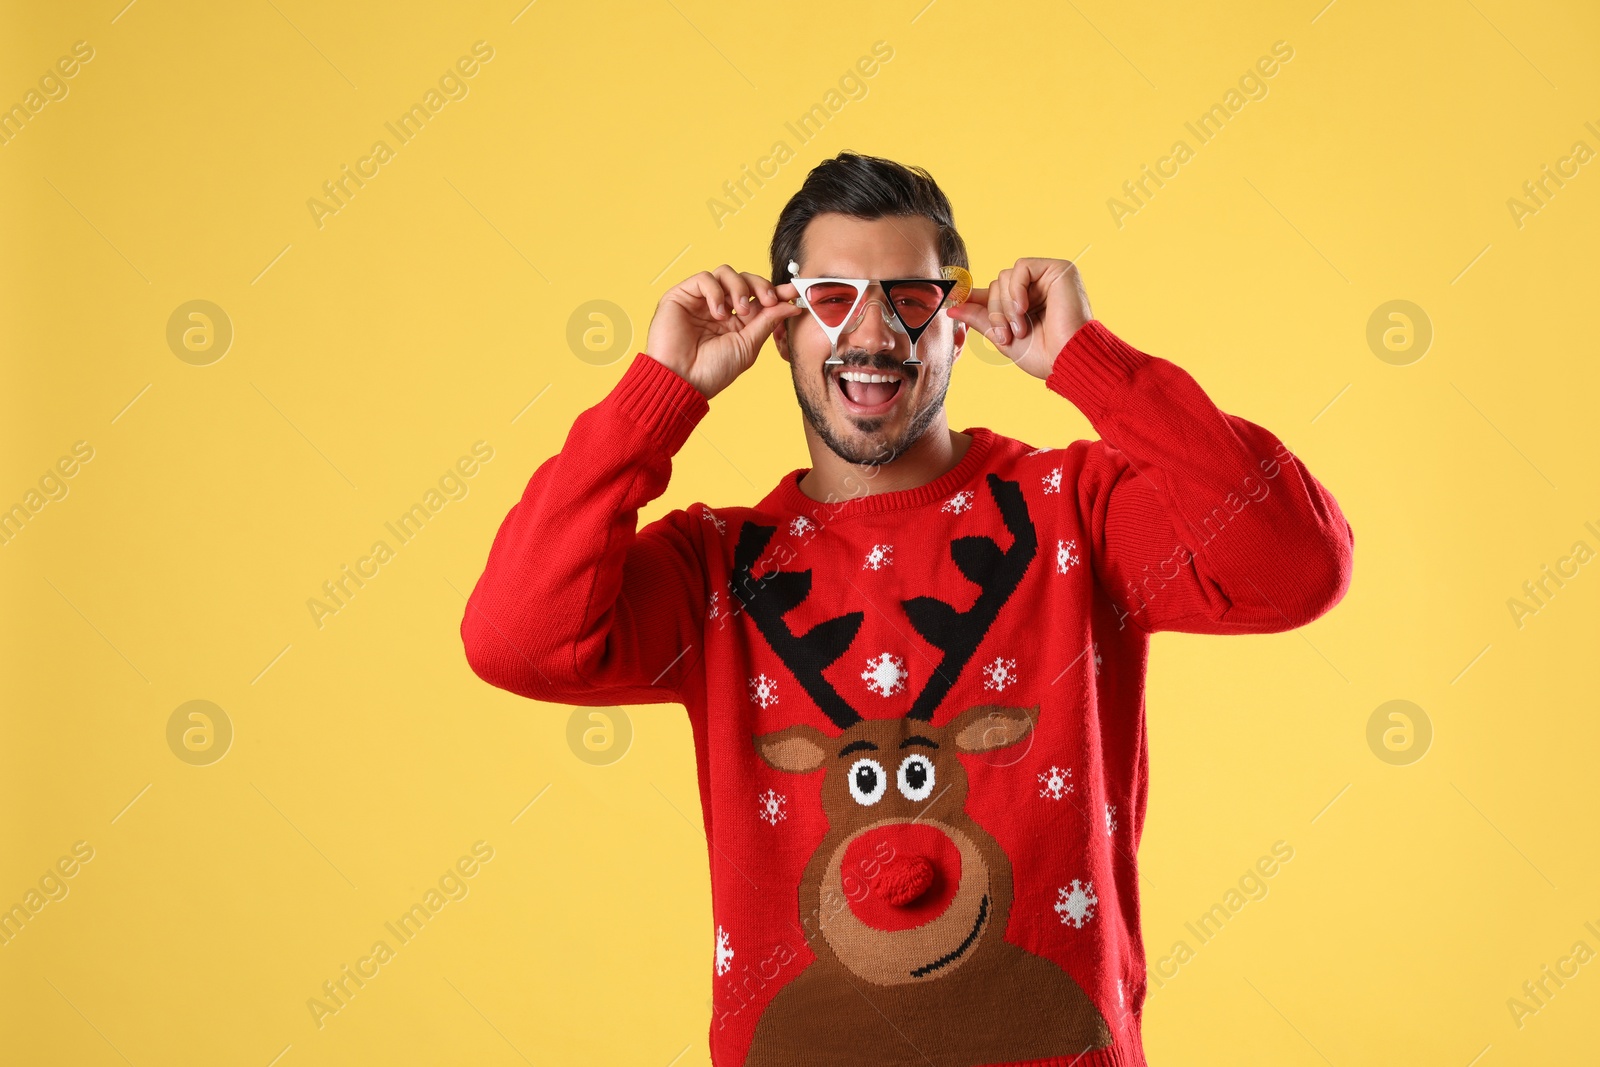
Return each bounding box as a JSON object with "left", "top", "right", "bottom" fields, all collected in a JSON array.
[{"left": 645, "top": 266, "right": 803, "bottom": 401}]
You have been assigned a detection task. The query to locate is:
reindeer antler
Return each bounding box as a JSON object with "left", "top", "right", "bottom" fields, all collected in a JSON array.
[
  {"left": 901, "top": 474, "right": 1037, "bottom": 721},
  {"left": 731, "top": 474, "right": 1036, "bottom": 728},
  {"left": 731, "top": 522, "right": 864, "bottom": 729}
]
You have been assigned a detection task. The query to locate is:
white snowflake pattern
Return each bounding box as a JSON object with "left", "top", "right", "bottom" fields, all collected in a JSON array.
[
  {"left": 1038, "top": 765, "right": 1073, "bottom": 800},
  {"left": 715, "top": 579, "right": 744, "bottom": 624},
  {"left": 789, "top": 516, "right": 815, "bottom": 537},
  {"left": 757, "top": 789, "right": 788, "bottom": 826},
  {"left": 981, "top": 656, "right": 1019, "bottom": 692},
  {"left": 1056, "top": 539, "right": 1080, "bottom": 575},
  {"left": 1105, "top": 803, "right": 1117, "bottom": 836},
  {"left": 1041, "top": 467, "right": 1063, "bottom": 495},
  {"left": 941, "top": 490, "right": 975, "bottom": 515},
  {"left": 701, "top": 507, "right": 726, "bottom": 534},
  {"left": 1093, "top": 642, "right": 1103, "bottom": 676},
  {"left": 861, "top": 653, "right": 909, "bottom": 697},
  {"left": 862, "top": 544, "right": 893, "bottom": 571},
  {"left": 715, "top": 925, "right": 734, "bottom": 975},
  {"left": 748, "top": 673, "right": 780, "bottom": 709},
  {"left": 1118, "top": 978, "right": 1125, "bottom": 1008},
  {"left": 1054, "top": 879, "right": 1099, "bottom": 928},
  {"left": 1025, "top": 446, "right": 1054, "bottom": 457}
]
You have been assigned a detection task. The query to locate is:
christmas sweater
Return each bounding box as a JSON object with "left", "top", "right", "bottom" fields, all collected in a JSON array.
[{"left": 460, "top": 320, "right": 1354, "bottom": 1067}]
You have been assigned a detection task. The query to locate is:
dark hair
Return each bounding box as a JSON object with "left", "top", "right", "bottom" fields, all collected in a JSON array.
[{"left": 770, "top": 151, "right": 968, "bottom": 285}]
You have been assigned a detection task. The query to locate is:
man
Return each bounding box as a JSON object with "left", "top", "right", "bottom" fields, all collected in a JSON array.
[{"left": 461, "top": 152, "right": 1353, "bottom": 1067}]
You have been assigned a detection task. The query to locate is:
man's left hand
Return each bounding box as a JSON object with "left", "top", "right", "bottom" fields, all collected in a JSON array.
[{"left": 946, "top": 257, "right": 1093, "bottom": 380}]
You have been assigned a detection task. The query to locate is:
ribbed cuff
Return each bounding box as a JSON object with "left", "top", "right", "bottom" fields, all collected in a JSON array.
[
  {"left": 1044, "top": 320, "right": 1152, "bottom": 426},
  {"left": 611, "top": 352, "right": 710, "bottom": 454}
]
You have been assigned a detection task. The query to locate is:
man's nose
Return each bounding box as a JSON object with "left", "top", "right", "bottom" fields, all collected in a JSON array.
[{"left": 842, "top": 296, "right": 901, "bottom": 351}]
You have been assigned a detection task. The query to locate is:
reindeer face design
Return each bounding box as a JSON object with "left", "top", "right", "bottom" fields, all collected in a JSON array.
[
  {"left": 732, "top": 474, "right": 1113, "bottom": 1064},
  {"left": 756, "top": 702, "right": 1036, "bottom": 985}
]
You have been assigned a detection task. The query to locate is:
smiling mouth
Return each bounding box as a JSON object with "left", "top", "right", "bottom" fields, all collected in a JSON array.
[
  {"left": 908, "top": 893, "right": 989, "bottom": 979},
  {"left": 831, "top": 365, "right": 911, "bottom": 416}
]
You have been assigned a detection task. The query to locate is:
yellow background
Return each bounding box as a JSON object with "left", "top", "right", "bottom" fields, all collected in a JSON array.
[{"left": 3, "top": 0, "right": 1597, "bottom": 1063}]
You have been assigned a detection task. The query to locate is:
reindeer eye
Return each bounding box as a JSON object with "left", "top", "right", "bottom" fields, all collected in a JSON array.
[
  {"left": 847, "top": 758, "right": 887, "bottom": 805},
  {"left": 897, "top": 754, "right": 936, "bottom": 801}
]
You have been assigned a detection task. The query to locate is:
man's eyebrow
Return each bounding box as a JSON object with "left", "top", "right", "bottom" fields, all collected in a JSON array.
[
  {"left": 899, "top": 735, "right": 939, "bottom": 750},
  {"left": 839, "top": 739, "right": 878, "bottom": 757}
]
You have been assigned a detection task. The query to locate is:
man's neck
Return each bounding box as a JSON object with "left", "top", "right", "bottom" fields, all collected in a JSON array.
[{"left": 796, "top": 416, "right": 973, "bottom": 503}]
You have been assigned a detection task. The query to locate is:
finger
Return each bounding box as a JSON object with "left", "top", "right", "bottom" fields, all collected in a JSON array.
[
  {"left": 1000, "top": 265, "right": 1033, "bottom": 338},
  {"left": 743, "top": 296, "right": 804, "bottom": 341},
  {"left": 1004, "top": 260, "right": 1034, "bottom": 335},
  {"left": 985, "top": 267, "right": 1024, "bottom": 337},
  {"left": 1010, "top": 259, "right": 1048, "bottom": 330},
  {"left": 943, "top": 294, "right": 979, "bottom": 328},
  {"left": 989, "top": 271, "right": 1013, "bottom": 346},
  {"left": 946, "top": 292, "right": 1011, "bottom": 348},
  {"left": 733, "top": 300, "right": 803, "bottom": 363},
  {"left": 716, "top": 265, "right": 758, "bottom": 319},
  {"left": 713, "top": 264, "right": 755, "bottom": 318},
  {"left": 1010, "top": 272, "right": 1030, "bottom": 339},
  {"left": 945, "top": 290, "right": 992, "bottom": 330},
  {"left": 688, "top": 271, "right": 729, "bottom": 319},
  {"left": 739, "top": 271, "right": 780, "bottom": 308},
  {"left": 1018, "top": 259, "right": 1065, "bottom": 336}
]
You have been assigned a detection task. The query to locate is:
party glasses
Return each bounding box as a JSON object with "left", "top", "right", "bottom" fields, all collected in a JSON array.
[{"left": 787, "top": 260, "right": 973, "bottom": 363}]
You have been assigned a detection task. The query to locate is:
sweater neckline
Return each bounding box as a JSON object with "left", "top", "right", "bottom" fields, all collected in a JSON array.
[{"left": 767, "top": 426, "right": 998, "bottom": 518}]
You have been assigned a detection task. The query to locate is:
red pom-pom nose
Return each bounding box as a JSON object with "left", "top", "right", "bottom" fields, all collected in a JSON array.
[
  {"left": 871, "top": 854, "right": 935, "bottom": 906},
  {"left": 843, "top": 824, "right": 961, "bottom": 930}
]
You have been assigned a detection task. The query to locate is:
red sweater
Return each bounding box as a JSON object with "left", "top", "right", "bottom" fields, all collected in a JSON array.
[{"left": 461, "top": 320, "right": 1353, "bottom": 1067}]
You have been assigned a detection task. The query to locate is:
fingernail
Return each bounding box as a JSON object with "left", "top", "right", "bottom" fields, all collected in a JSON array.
[{"left": 1009, "top": 318, "right": 1022, "bottom": 336}]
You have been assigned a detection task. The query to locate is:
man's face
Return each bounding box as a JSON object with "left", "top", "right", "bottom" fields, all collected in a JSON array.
[{"left": 776, "top": 213, "right": 967, "bottom": 467}]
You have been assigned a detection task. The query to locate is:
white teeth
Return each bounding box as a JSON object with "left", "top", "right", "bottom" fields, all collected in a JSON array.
[{"left": 839, "top": 371, "right": 901, "bottom": 383}]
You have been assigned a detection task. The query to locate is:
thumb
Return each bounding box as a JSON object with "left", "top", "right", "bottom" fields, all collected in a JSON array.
[
  {"left": 740, "top": 298, "right": 804, "bottom": 343},
  {"left": 947, "top": 301, "right": 1008, "bottom": 345}
]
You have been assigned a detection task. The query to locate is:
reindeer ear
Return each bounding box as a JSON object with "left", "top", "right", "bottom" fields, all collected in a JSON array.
[
  {"left": 755, "top": 724, "right": 830, "bottom": 773},
  {"left": 950, "top": 704, "right": 1037, "bottom": 754}
]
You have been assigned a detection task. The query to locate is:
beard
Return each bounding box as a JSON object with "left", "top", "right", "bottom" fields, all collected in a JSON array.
[{"left": 790, "top": 343, "right": 953, "bottom": 467}]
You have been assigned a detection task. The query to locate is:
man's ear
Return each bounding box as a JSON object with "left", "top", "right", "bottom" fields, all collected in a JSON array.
[
  {"left": 951, "top": 320, "right": 966, "bottom": 363},
  {"left": 774, "top": 318, "right": 792, "bottom": 363}
]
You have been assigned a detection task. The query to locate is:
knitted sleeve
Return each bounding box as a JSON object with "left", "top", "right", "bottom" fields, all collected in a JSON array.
[
  {"left": 1049, "top": 320, "right": 1354, "bottom": 635},
  {"left": 460, "top": 352, "right": 711, "bottom": 704}
]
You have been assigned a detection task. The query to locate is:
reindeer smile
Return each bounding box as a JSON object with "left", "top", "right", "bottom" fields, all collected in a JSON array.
[{"left": 908, "top": 892, "right": 989, "bottom": 978}]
